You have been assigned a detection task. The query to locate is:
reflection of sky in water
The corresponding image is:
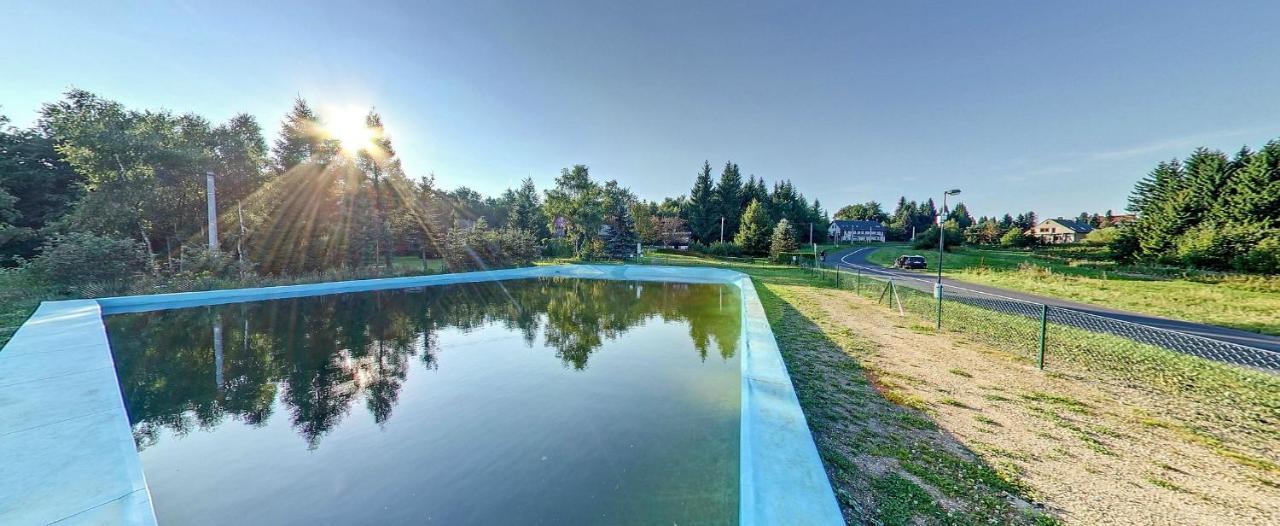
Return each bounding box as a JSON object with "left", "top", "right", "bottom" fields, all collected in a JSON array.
[{"left": 105, "top": 278, "right": 741, "bottom": 525}]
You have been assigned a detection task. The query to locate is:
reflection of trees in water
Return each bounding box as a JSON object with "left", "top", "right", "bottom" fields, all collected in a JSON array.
[{"left": 106, "top": 278, "right": 740, "bottom": 449}]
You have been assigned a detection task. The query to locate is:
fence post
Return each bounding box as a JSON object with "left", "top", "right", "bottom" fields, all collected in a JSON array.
[
  {"left": 935, "top": 288, "right": 943, "bottom": 331},
  {"left": 1038, "top": 304, "right": 1048, "bottom": 369},
  {"left": 835, "top": 266, "right": 840, "bottom": 288}
]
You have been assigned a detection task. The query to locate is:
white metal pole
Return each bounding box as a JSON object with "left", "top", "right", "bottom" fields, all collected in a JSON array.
[{"left": 206, "top": 171, "right": 219, "bottom": 252}]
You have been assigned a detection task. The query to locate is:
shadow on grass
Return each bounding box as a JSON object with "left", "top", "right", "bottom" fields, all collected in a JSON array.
[{"left": 752, "top": 279, "right": 1058, "bottom": 525}]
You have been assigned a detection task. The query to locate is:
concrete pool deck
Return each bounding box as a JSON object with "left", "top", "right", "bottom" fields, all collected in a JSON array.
[{"left": 0, "top": 264, "right": 842, "bottom": 525}]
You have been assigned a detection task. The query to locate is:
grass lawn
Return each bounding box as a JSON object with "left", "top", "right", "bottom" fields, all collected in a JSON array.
[
  {"left": 863, "top": 244, "right": 1280, "bottom": 336},
  {"left": 639, "top": 252, "right": 1279, "bottom": 524},
  {"left": 392, "top": 255, "right": 445, "bottom": 273}
]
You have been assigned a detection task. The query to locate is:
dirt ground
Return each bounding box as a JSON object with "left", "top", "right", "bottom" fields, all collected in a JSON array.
[{"left": 783, "top": 284, "right": 1279, "bottom": 525}]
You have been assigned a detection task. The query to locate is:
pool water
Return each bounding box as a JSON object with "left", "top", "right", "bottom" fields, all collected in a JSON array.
[{"left": 104, "top": 277, "right": 742, "bottom": 525}]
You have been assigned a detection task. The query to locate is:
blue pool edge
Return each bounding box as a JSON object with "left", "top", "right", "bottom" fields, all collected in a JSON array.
[{"left": 0, "top": 264, "right": 842, "bottom": 525}]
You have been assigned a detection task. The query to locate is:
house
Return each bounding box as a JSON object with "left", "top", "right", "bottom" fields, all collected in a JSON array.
[
  {"left": 828, "top": 220, "right": 886, "bottom": 243},
  {"left": 1104, "top": 213, "right": 1136, "bottom": 227},
  {"left": 1026, "top": 218, "right": 1093, "bottom": 244}
]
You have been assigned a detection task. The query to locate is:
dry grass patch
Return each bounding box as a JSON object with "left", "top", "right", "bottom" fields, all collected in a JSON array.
[{"left": 795, "top": 285, "right": 1279, "bottom": 525}]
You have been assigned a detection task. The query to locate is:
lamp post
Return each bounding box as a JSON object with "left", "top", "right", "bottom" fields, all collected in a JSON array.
[{"left": 936, "top": 188, "right": 961, "bottom": 329}]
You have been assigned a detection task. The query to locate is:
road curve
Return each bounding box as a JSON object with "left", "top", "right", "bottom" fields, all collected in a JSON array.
[{"left": 829, "top": 245, "right": 1280, "bottom": 355}]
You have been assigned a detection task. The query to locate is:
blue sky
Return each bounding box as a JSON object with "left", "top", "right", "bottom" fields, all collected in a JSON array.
[{"left": 4, "top": 1, "right": 1280, "bottom": 219}]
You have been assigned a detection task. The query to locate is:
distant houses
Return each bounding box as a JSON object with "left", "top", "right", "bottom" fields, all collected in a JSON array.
[
  {"left": 1026, "top": 218, "right": 1093, "bottom": 244},
  {"left": 828, "top": 220, "right": 886, "bottom": 243}
]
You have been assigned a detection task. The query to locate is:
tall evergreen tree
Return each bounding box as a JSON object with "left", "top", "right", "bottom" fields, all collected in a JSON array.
[
  {"left": 272, "top": 97, "right": 332, "bottom": 172},
  {"left": 1223, "top": 140, "right": 1280, "bottom": 226},
  {"left": 716, "top": 161, "right": 742, "bottom": 240},
  {"left": 506, "top": 177, "right": 544, "bottom": 235},
  {"left": 769, "top": 218, "right": 798, "bottom": 258},
  {"left": 733, "top": 199, "right": 771, "bottom": 255},
  {"left": 604, "top": 194, "right": 638, "bottom": 259},
  {"left": 687, "top": 161, "right": 718, "bottom": 243}
]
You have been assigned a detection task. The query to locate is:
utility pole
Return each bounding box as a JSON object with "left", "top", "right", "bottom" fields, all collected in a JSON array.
[{"left": 206, "top": 171, "right": 219, "bottom": 252}]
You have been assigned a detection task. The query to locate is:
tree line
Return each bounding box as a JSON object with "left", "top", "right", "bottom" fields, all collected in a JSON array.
[
  {"left": 0, "top": 90, "right": 844, "bottom": 285},
  {"left": 1110, "top": 141, "right": 1279, "bottom": 272}
]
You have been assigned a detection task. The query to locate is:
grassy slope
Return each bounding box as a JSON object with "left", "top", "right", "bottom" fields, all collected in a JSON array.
[
  {"left": 639, "top": 253, "right": 1061, "bottom": 525},
  {"left": 642, "top": 252, "right": 1278, "bottom": 523},
  {"left": 864, "top": 244, "right": 1280, "bottom": 336}
]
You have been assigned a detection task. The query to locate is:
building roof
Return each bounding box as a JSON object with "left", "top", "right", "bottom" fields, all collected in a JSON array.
[
  {"left": 830, "top": 220, "right": 885, "bottom": 231},
  {"left": 1047, "top": 218, "right": 1094, "bottom": 233}
]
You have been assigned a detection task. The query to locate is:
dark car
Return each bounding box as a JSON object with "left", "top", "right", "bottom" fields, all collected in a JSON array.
[{"left": 894, "top": 255, "right": 928, "bottom": 269}]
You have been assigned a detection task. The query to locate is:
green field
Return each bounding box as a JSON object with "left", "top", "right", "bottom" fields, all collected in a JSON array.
[{"left": 862, "top": 244, "right": 1280, "bottom": 336}]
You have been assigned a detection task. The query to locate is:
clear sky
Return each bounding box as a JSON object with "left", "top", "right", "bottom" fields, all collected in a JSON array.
[{"left": 4, "top": 1, "right": 1280, "bottom": 219}]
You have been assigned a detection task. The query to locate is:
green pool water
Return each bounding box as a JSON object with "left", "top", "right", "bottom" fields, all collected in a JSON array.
[{"left": 104, "top": 277, "right": 742, "bottom": 525}]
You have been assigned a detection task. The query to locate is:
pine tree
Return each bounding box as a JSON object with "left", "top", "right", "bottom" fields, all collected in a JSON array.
[
  {"left": 605, "top": 194, "right": 638, "bottom": 258},
  {"left": 769, "top": 218, "right": 798, "bottom": 258},
  {"left": 506, "top": 177, "right": 543, "bottom": 234},
  {"left": 741, "top": 175, "right": 767, "bottom": 219},
  {"left": 687, "top": 161, "right": 718, "bottom": 243},
  {"left": 716, "top": 161, "right": 743, "bottom": 240},
  {"left": 1182, "top": 147, "right": 1231, "bottom": 225},
  {"left": 809, "top": 199, "right": 828, "bottom": 243},
  {"left": 733, "top": 199, "right": 771, "bottom": 255},
  {"left": 1223, "top": 140, "right": 1280, "bottom": 226},
  {"left": 272, "top": 97, "right": 332, "bottom": 172}
]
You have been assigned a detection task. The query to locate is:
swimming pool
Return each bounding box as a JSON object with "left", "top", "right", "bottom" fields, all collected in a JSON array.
[{"left": 0, "top": 265, "right": 841, "bottom": 524}]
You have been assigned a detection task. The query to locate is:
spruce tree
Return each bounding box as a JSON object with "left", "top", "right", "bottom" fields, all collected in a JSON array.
[
  {"left": 605, "top": 197, "right": 638, "bottom": 258},
  {"left": 506, "top": 177, "right": 543, "bottom": 235},
  {"left": 1223, "top": 140, "right": 1280, "bottom": 226},
  {"left": 734, "top": 199, "right": 771, "bottom": 255},
  {"left": 272, "top": 97, "right": 332, "bottom": 172},
  {"left": 687, "top": 161, "right": 718, "bottom": 243},
  {"left": 769, "top": 218, "right": 798, "bottom": 258},
  {"left": 716, "top": 161, "right": 743, "bottom": 240}
]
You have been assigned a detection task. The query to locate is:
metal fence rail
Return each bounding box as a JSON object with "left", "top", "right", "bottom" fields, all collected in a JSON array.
[{"left": 804, "top": 262, "right": 1280, "bottom": 373}]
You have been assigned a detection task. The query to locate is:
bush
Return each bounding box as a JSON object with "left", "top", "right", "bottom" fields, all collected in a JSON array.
[
  {"left": 1108, "top": 226, "right": 1140, "bottom": 264},
  {"left": 706, "top": 241, "right": 743, "bottom": 257},
  {"left": 913, "top": 226, "right": 963, "bottom": 250},
  {"left": 1084, "top": 227, "right": 1119, "bottom": 245},
  {"left": 171, "top": 245, "right": 245, "bottom": 279},
  {"left": 1234, "top": 234, "right": 1280, "bottom": 274},
  {"left": 774, "top": 251, "right": 816, "bottom": 264},
  {"left": 444, "top": 226, "right": 539, "bottom": 271},
  {"left": 540, "top": 237, "right": 575, "bottom": 259},
  {"left": 999, "top": 228, "right": 1039, "bottom": 248},
  {"left": 25, "top": 232, "right": 149, "bottom": 288}
]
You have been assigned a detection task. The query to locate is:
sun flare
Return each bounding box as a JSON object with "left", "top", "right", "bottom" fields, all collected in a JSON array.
[{"left": 323, "top": 107, "right": 376, "bottom": 155}]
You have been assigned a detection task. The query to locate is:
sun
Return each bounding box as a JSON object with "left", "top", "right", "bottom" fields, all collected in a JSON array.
[{"left": 323, "top": 107, "right": 376, "bottom": 155}]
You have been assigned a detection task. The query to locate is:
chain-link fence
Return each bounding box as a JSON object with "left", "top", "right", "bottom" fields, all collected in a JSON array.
[{"left": 796, "top": 262, "right": 1280, "bottom": 374}]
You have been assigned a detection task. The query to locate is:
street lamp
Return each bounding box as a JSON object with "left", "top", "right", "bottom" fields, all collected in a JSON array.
[
  {"left": 937, "top": 188, "right": 961, "bottom": 286},
  {"left": 935, "top": 188, "right": 960, "bottom": 329}
]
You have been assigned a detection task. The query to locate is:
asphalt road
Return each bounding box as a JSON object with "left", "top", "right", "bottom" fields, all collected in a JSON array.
[{"left": 829, "top": 245, "right": 1280, "bottom": 357}]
